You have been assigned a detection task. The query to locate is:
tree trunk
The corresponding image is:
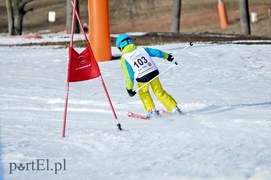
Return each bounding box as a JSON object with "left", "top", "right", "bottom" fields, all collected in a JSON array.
[
  {"left": 75, "top": 0, "right": 79, "bottom": 33},
  {"left": 66, "top": 0, "right": 72, "bottom": 33},
  {"left": 239, "top": 0, "right": 251, "bottom": 35},
  {"left": 6, "top": 0, "right": 34, "bottom": 35},
  {"left": 171, "top": 0, "right": 182, "bottom": 33},
  {"left": 13, "top": 0, "right": 22, "bottom": 35},
  {"left": 66, "top": 0, "right": 80, "bottom": 34},
  {"left": 6, "top": 0, "right": 15, "bottom": 35}
]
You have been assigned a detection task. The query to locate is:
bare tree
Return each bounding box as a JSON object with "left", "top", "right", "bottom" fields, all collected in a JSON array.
[
  {"left": 239, "top": 0, "right": 251, "bottom": 35},
  {"left": 66, "top": 0, "right": 80, "bottom": 34},
  {"left": 171, "top": 0, "right": 182, "bottom": 33},
  {"left": 6, "top": 0, "right": 34, "bottom": 35},
  {"left": 6, "top": 0, "right": 15, "bottom": 35}
]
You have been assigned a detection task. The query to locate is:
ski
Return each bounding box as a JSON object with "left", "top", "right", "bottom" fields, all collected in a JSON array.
[
  {"left": 159, "top": 109, "right": 194, "bottom": 117},
  {"left": 159, "top": 109, "right": 171, "bottom": 115},
  {"left": 127, "top": 112, "right": 151, "bottom": 120},
  {"left": 127, "top": 109, "right": 193, "bottom": 120}
]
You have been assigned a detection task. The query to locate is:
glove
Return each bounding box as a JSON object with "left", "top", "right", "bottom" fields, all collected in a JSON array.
[
  {"left": 127, "top": 89, "right": 136, "bottom": 97},
  {"left": 167, "top": 54, "right": 174, "bottom": 62}
]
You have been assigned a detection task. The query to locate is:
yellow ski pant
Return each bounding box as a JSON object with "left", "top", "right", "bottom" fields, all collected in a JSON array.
[{"left": 138, "top": 77, "right": 177, "bottom": 111}]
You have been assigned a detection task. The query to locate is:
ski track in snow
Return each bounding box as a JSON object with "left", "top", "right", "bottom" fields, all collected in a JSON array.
[{"left": 0, "top": 41, "right": 271, "bottom": 180}]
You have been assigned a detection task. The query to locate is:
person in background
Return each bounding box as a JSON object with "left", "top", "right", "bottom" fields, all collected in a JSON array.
[{"left": 116, "top": 34, "right": 183, "bottom": 118}]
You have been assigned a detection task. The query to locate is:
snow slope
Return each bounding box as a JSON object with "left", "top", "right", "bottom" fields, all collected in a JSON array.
[{"left": 0, "top": 35, "right": 271, "bottom": 180}]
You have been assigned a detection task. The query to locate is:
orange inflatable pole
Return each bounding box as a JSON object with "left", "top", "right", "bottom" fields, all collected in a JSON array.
[
  {"left": 88, "top": 0, "right": 112, "bottom": 61},
  {"left": 218, "top": 1, "right": 228, "bottom": 29}
]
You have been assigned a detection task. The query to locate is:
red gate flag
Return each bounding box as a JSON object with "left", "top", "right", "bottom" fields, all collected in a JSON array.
[
  {"left": 68, "top": 45, "right": 101, "bottom": 82},
  {"left": 62, "top": 0, "right": 122, "bottom": 138}
]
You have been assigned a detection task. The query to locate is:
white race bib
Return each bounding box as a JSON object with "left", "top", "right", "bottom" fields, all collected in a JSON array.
[{"left": 123, "top": 47, "right": 158, "bottom": 78}]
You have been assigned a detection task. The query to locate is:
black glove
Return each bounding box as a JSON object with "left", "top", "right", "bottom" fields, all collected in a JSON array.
[
  {"left": 167, "top": 54, "right": 174, "bottom": 62},
  {"left": 127, "top": 89, "right": 136, "bottom": 97}
]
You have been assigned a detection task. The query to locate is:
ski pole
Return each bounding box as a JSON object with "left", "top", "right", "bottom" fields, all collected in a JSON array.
[
  {"left": 177, "top": 42, "right": 193, "bottom": 55},
  {"left": 135, "top": 42, "right": 193, "bottom": 93},
  {"left": 135, "top": 62, "right": 177, "bottom": 92}
]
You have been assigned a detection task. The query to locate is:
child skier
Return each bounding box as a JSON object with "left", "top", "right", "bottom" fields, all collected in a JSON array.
[{"left": 116, "top": 34, "right": 183, "bottom": 118}]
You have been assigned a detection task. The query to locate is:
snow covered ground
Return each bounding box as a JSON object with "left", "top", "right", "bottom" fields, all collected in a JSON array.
[{"left": 0, "top": 34, "right": 271, "bottom": 180}]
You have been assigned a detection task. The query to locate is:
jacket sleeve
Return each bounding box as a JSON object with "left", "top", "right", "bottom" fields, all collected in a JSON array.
[
  {"left": 121, "top": 57, "right": 134, "bottom": 90},
  {"left": 143, "top": 47, "right": 169, "bottom": 60}
]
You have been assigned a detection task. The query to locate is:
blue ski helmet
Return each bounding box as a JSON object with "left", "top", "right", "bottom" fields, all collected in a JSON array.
[{"left": 116, "top": 34, "right": 133, "bottom": 49}]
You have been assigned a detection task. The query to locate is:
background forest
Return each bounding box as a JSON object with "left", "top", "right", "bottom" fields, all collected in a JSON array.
[{"left": 0, "top": 0, "right": 271, "bottom": 37}]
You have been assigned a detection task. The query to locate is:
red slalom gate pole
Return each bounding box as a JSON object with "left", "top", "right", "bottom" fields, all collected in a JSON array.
[
  {"left": 62, "top": 0, "right": 77, "bottom": 138},
  {"left": 71, "top": 0, "right": 122, "bottom": 131},
  {"left": 100, "top": 76, "right": 122, "bottom": 131}
]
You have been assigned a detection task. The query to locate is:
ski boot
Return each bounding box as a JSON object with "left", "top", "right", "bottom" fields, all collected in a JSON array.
[
  {"left": 146, "top": 109, "right": 160, "bottom": 118},
  {"left": 171, "top": 106, "right": 184, "bottom": 115}
]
